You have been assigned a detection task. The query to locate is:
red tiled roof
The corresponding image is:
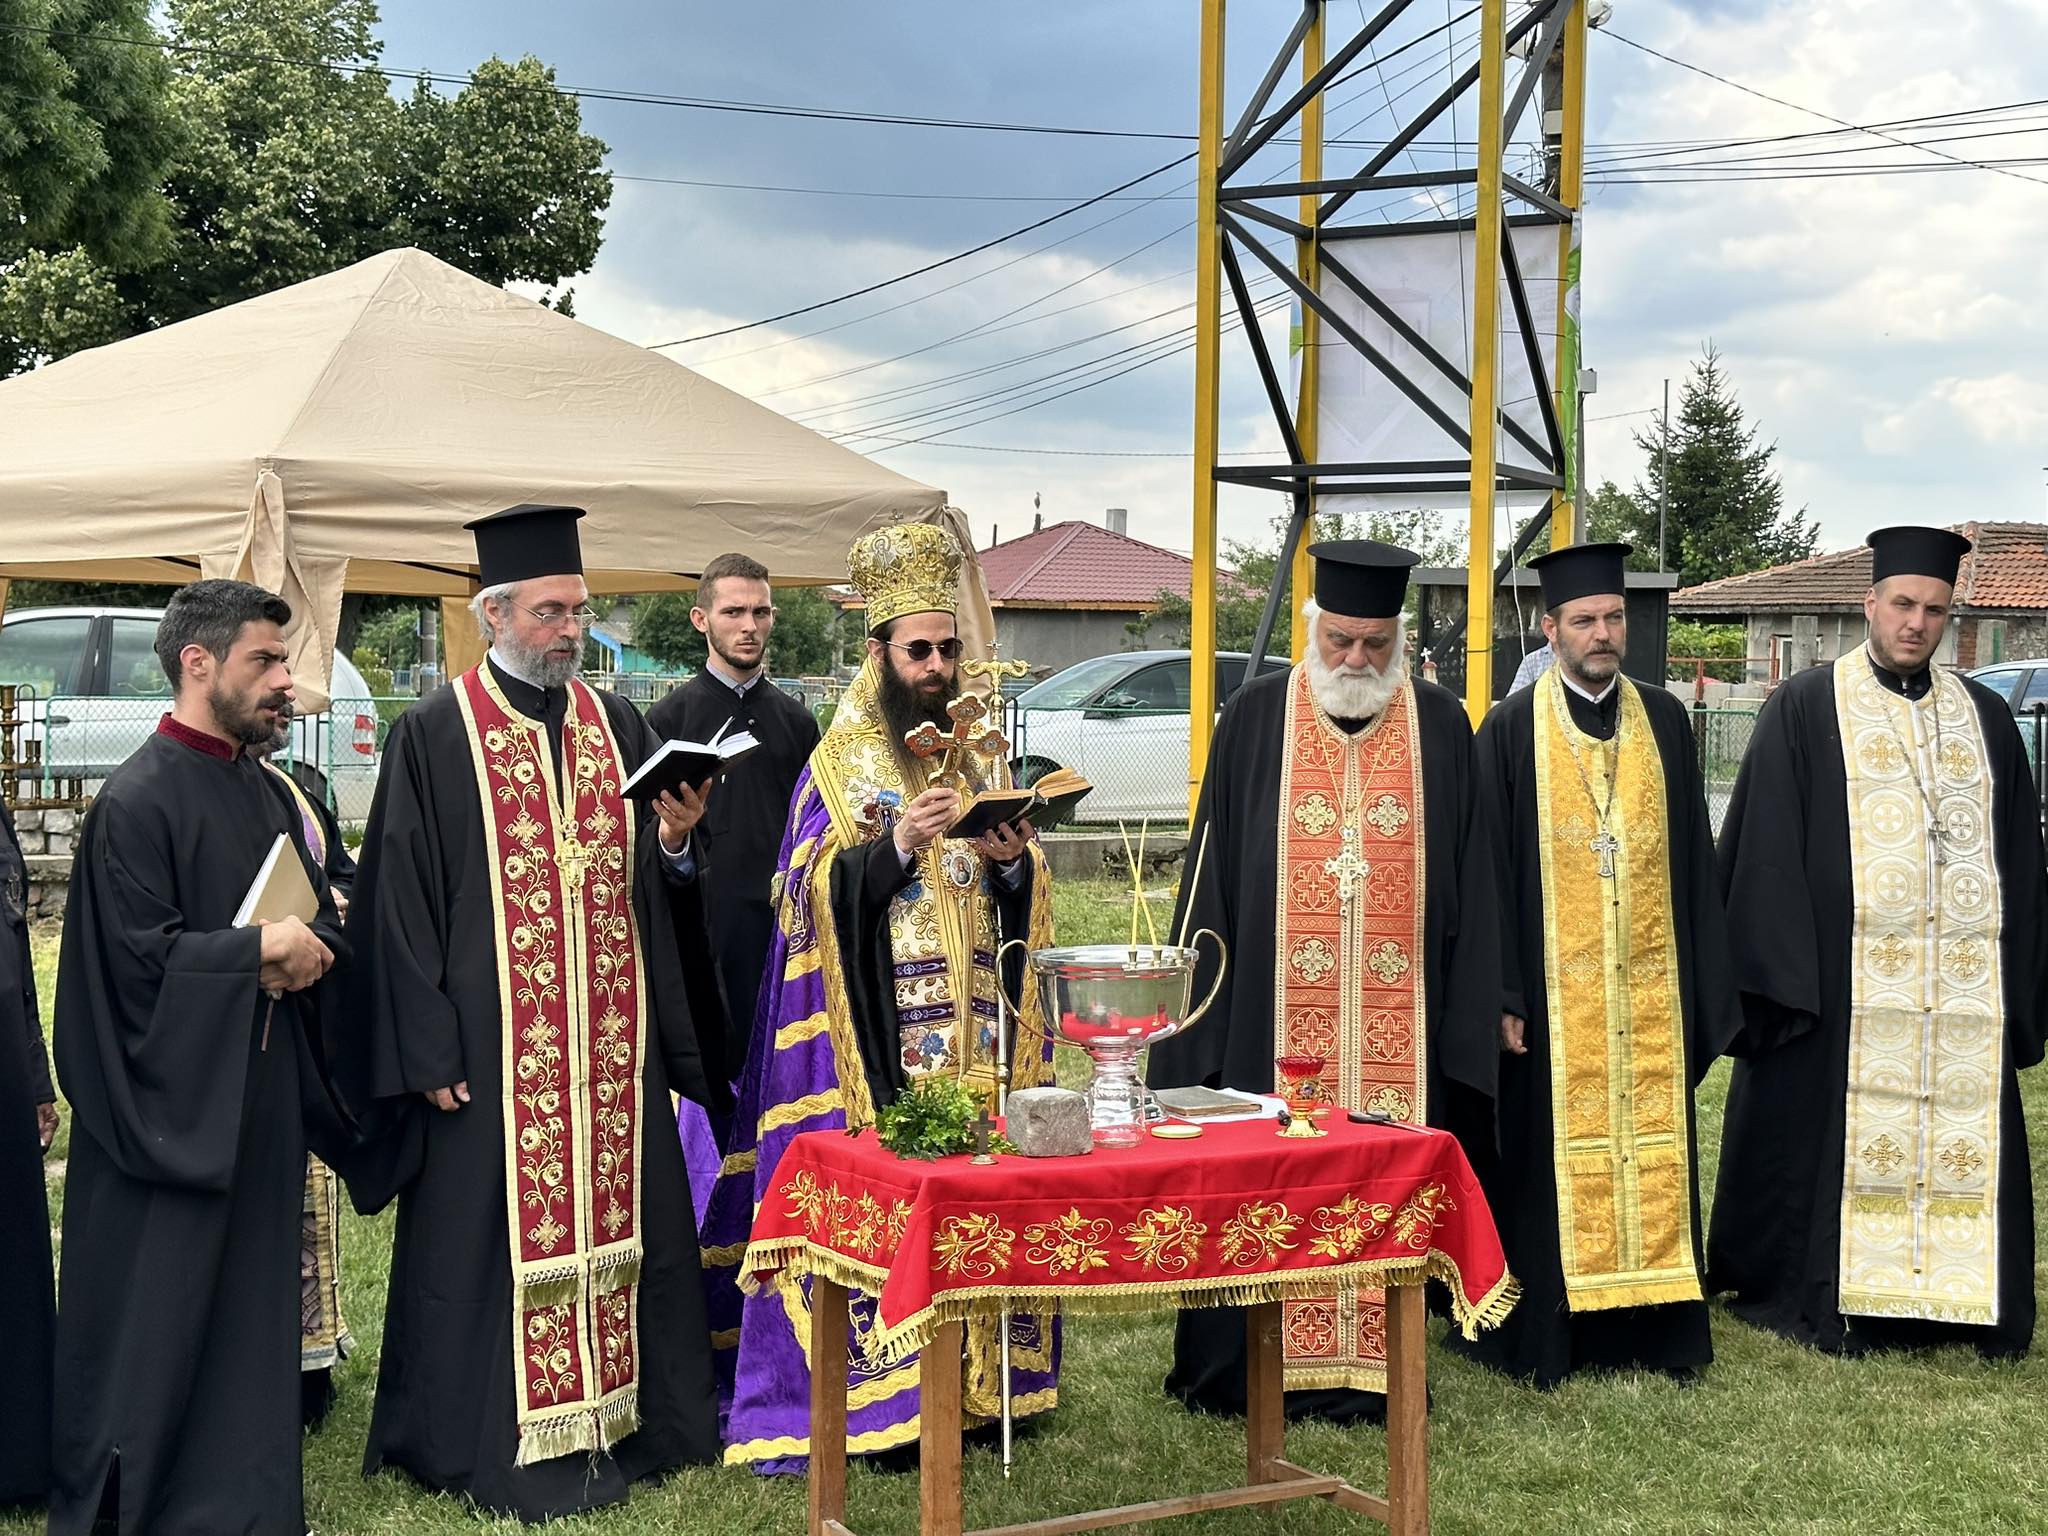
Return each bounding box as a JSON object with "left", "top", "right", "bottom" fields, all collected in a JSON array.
[
  {"left": 1669, "top": 522, "right": 2048, "bottom": 615},
  {"left": 978, "top": 520, "right": 1195, "bottom": 608}
]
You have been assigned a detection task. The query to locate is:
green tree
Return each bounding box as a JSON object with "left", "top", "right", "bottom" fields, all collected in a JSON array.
[
  {"left": 0, "top": 0, "right": 179, "bottom": 372},
  {"left": 1608, "top": 344, "right": 1817, "bottom": 588},
  {"left": 628, "top": 587, "right": 844, "bottom": 677},
  {"left": 1141, "top": 507, "right": 1460, "bottom": 651},
  {"left": 2, "top": 0, "right": 611, "bottom": 372}
]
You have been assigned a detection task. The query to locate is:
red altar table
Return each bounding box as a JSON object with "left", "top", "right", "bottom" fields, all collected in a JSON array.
[{"left": 742, "top": 1116, "right": 1516, "bottom": 1536}]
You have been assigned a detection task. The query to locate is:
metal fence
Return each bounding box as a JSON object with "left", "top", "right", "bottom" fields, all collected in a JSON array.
[{"left": 1689, "top": 705, "right": 1760, "bottom": 837}]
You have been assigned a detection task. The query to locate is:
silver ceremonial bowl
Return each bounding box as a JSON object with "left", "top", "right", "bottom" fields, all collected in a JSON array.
[{"left": 999, "top": 934, "right": 1227, "bottom": 1148}]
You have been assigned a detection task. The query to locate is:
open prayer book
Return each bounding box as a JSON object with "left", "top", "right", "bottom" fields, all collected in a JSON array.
[
  {"left": 944, "top": 766, "right": 1094, "bottom": 840},
  {"left": 623, "top": 719, "right": 759, "bottom": 803},
  {"left": 234, "top": 833, "right": 320, "bottom": 928}
]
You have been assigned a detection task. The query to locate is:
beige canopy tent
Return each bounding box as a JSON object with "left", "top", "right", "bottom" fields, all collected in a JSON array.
[{"left": 0, "top": 246, "right": 992, "bottom": 703}]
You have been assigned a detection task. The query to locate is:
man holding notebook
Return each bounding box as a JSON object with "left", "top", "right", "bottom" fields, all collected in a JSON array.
[
  {"left": 337, "top": 504, "right": 730, "bottom": 1520},
  {"left": 48, "top": 579, "right": 348, "bottom": 1535},
  {"left": 648, "top": 553, "right": 821, "bottom": 1094}
]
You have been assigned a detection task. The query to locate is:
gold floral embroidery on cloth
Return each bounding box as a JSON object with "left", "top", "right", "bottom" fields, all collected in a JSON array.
[
  {"left": 1270, "top": 665, "right": 1427, "bottom": 1392},
  {"left": 1532, "top": 675, "right": 1701, "bottom": 1312},
  {"left": 1832, "top": 649, "right": 2003, "bottom": 1326},
  {"left": 299, "top": 1154, "right": 353, "bottom": 1371},
  {"left": 456, "top": 669, "right": 647, "bottom": 1467}
]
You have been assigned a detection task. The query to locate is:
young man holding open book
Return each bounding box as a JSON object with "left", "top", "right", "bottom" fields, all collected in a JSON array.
[
  {"left": 647, "top": 552, "right": 821, "bottom": 1097},
  {"left": 48, "top": 579, "right": 349, "bottom": 1536}
]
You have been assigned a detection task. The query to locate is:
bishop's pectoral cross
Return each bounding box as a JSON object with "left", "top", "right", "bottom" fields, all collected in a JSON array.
[
  {"left": 1589, "top": 828, "right": 1620, "bottom": 880},
  {"left": 1323, "top": 825, "right": 1372, "bottom": 911}
]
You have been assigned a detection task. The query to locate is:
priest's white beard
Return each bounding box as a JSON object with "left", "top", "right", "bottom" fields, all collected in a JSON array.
[{"left": 1305, "top": 630, "right": 1407, "bottom": 723}]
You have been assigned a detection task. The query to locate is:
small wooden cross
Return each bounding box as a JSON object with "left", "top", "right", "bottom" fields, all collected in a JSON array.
[
  {"left": 970, "top": 1106, "right": 999, "bottom": 1165},
  {"left": 1322, "top": 824, "right": 1371, "bottom": 910},
  {"left": 1589, "top": 828, "right": 1620, "bottom": 880},
  {"left": 903, "top": 689, "right": 1010, "bottom": 789}
]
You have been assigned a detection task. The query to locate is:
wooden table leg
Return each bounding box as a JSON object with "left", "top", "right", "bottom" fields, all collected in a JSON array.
[
  {"left": 809, "top": 1277, "right": 849, "bottom": 1536},
  {"left": 919, "top": 1319, "right": 965, "bottom": 1536},
  {"left": 1245, "top": 1300, "right": 1284, "bottom": 1485},
  {"left": 1385, "top": 1282, "right": 1429, "bottom": 1536}
]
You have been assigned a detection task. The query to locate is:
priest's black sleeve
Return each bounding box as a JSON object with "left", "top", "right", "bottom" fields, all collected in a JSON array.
[
  {"left": 1149, "top": 689, "right": 1241, "bottom": 1092},
  {"left": 1473, "top": 696, "right": 1531, "bottom": 1025},
  {"left": 346, "top": 709, "right": 466, "bottom": 1098},
  {"left": 1982, "top": 695, "right": 2048, "bottom": 1069},
  {"left": 54, "top": 795, "right": 267, "bottom": 1191},
  {"left": 1714, "top": 682, "right": 1823, "bottom": 1057},
  {"left": 828, "top": 838, "right": 917, "bottom": 1109},
  {"left": 1648, "top": 691, "right": 1743, "bottom": 1079},
  {"left": 1426, "top": 691, "right": 1503, "bottom": 1109}
]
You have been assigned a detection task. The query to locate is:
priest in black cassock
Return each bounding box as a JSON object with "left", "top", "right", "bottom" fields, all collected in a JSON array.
[
  {"left": 1149, "top": 540, "right": 1500, "bottom": 1423},
  {"left": 1455, "top": 542, "right": 1739, "bottom": 1388},
  {"left": 49, "top": 579, "right": 347, "bottom": 1535},
  {"left": 1713, "top": 525, "right": 2044, "bottom": 1359},
  {"left": 0, "top": 796, "right": 55, "bottom": 1511},
  {"left": 337, "top": 504, "right": 730, "bottom": 1521},
  {"left": 646, "top": 551, "right": 821, "bottom": 1093}
]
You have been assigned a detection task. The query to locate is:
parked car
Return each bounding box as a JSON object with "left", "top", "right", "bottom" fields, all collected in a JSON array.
[
  {"left": 1009, "top": 649, "right": 1291, "bottom": 823},
  {"left": 1967, "top": 661, "right": 2048, "bottom": 718},
  {"left": 0, "top": 606, "right": 383, "bottom": 820}
]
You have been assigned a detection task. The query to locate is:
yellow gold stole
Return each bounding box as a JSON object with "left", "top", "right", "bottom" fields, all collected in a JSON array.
[
  {"left": 455, "top": 669, "right": 648, "bottom": 1465},
  {"left": 1532, "top": 674, "right": 1700, "bottom": 1311},
  {"left": 1272, "top": 666, "right": 1426, "bottom": 1391},
  {"left": 1832, "top": 649, "right": 2003, "bottom": 1325}
]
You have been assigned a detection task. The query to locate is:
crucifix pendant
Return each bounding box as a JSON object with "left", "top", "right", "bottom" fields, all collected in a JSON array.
[
  {"left": 1589, "top": 828, "right": 1620, "bottom": 880},
  {"left": 1931, "top": 824, "right": 1947, "bottom": 866},
  {"left": 1323, "top": 824, "right": 1371, "bottom": 909}
]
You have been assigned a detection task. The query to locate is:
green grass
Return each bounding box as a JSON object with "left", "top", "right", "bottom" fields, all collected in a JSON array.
[{"left": 14, "top": 889, "right": 2048, "bottom": 1534}]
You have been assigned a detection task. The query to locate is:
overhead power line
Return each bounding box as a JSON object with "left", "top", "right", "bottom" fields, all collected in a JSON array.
[
  {"left": 1599, "top": 29, "right": 2048, "bottom": 191},
  {"left": 647, "top": 154, "right": 1198, "bottom": 347}
]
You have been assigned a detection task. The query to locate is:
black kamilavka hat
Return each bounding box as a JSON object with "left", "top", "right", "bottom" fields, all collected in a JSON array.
[
  {"left": 1528, "top": 541, "right": 1631, "bottom": 610},
  {"left": 464, "top": 504, "right": 587, "bottom": 587},
  {"left": 1307, "top": 539, "right": 1421, "bottom": 619},
  {"left": 1867, "top": 525, "right": 1970, "bottom": 587}
]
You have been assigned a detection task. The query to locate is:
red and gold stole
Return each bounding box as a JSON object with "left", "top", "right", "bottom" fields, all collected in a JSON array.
[
  {"left": 455, "top": 668, "right": 648, "bottom": 1466},
  {"left": 1272, "top": 665, "right": 1427, "bottom": 1393}
]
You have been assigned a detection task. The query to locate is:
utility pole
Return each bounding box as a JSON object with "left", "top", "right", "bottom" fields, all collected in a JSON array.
[{"left": 1658, "top": 376, "right": 1670, "bottom": 573}]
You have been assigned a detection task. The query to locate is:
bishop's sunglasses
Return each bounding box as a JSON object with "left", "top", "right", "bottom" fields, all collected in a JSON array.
[{"left": 881, "top": 638, "right": 964, "bottom": 662}]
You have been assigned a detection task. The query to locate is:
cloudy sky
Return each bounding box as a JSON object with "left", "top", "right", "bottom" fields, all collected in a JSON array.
[{"left": 379, "top": 0, "right": 2048, "bottom": 562}]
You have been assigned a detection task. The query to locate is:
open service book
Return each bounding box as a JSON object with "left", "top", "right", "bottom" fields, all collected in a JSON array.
[
  {"left": 943, "top": 766, "right": 1094, "bottom": 839},
  {"left": 621, "top": 720, "right": 759, "bottom": 803},
  {"left": 234, "top": 833, "right": 320, "bottom": 928}
]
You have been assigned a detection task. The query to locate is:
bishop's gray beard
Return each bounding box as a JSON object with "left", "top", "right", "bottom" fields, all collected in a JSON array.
[
  {"left": 1305, "top": 648, "right": 1406, "bottom": 723},
  {"left": 496, "top": 630, "right": 582, "bottom": 689}
]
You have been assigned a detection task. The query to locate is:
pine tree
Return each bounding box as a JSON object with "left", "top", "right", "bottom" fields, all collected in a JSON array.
[{"left": 1626, "top": 343, "right": 1818, "bottom": 588}]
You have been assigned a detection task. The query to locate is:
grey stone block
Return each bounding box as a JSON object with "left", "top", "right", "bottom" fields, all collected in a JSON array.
[
  {"left": 1007, "top": 1087, "right": 1091, "bottom": 1158},
  {"left": 42, "top": 809, "right": 77, "bottom": 834}
]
